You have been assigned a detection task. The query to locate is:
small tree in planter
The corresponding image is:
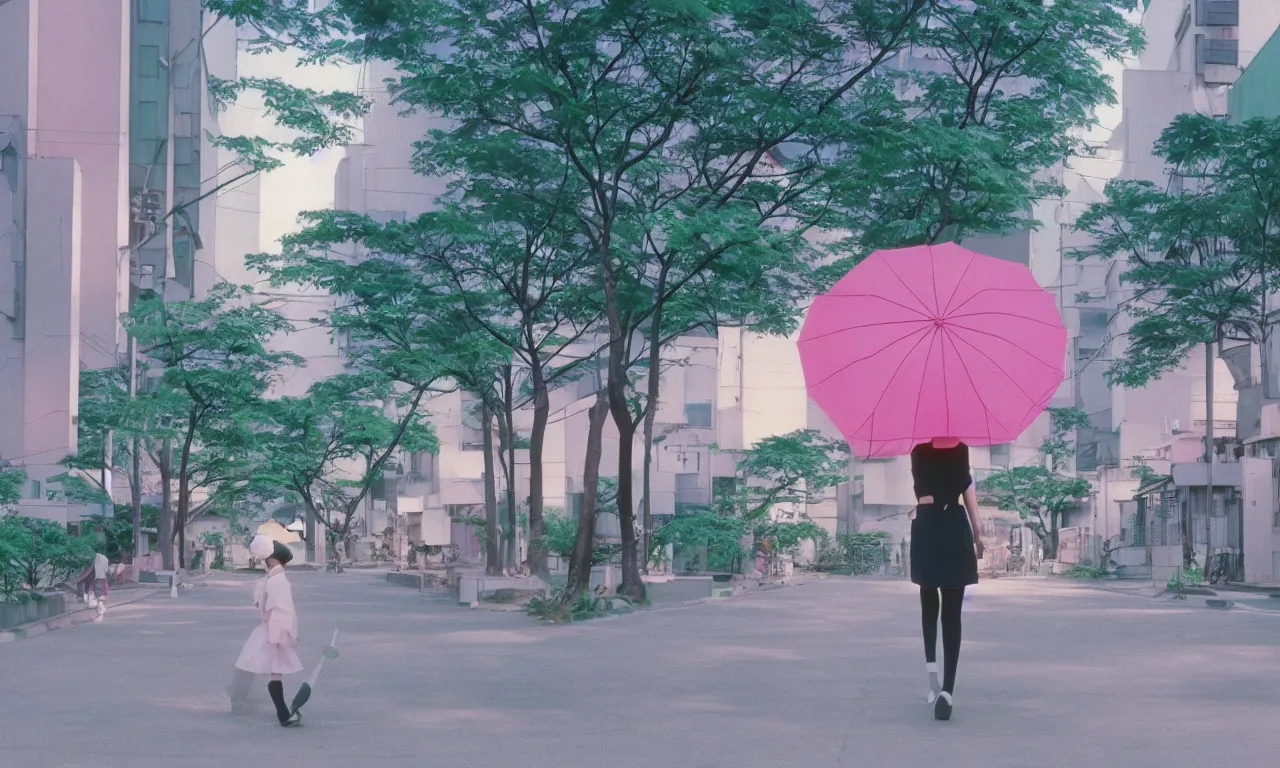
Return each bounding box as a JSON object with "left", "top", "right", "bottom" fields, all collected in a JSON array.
[{"left": 0, "top": 515, "right": 94, "bottom": 595}]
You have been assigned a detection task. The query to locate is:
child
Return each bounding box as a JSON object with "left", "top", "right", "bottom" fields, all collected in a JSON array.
[{"left": 228, "top": 535, "right": 303, "bottom": 726}]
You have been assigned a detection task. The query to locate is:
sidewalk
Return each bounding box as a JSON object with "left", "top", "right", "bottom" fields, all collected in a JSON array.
[
  {"left": 1062, "top": 576, "right": 1280, "bottom": 614},
  {"left": 0, "top": 577, "right": 200, "bottom": 644}
]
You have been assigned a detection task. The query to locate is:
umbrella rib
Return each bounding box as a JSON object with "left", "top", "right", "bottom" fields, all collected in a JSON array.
[
  {"left": 807, "top": 325, "right": 932, "bottom": 388},
  {"left": 947, "top": 310, "right": 1064, "bottom": 329},
  {"left": 947, "top": 330, "right": 1041, "bottom": 424},
  {"left": 946, "top": 287, "right": 1052, "bottom": 317},
  {"left": 909, "top": 326, "right": 942, "bottom": 446},
  {"left": 939, "top": 252, "right": 978, "bottom": 317},
  {"left": 801, "top": 318, "right": 929, "bottom": 344},
  {"left": 929, "top": 245, "right": 942, "bottom": 319},
  {"left": 881, "top": 257, "right": 937, "bottom": 317},
  {"left": 945, "top": 321, "right": 1064, "bottom": 372},
  {"left": 837, "top": 327, "right": 937, "bottom": 441},
  {"left": 946, "top": 331, "right": 1010, "bottom": 443},
  {"left": 821, "top": 293, "right": 932, "bottom": 318}
]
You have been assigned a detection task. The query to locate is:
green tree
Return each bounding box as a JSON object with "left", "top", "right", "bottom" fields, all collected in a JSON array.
[
  {"left": 655, "top": 430, "right": 847, "bottom": 575},
  {"left": 0, "top": 515, "right": 94, "bottom": 594},
  {"left": 257, "top": 373, "right": 439, "bottom": 566},
  {"left": 0, "top": 467, "right": 24, "bottom": 513},
  {"left": 980, "top": 407, "right": 1093, "bottom": 560},
  {"left": 833, "top": 0, "right": 1143, "bottom": 249},
  {"left": 1075, "top": 113, "right": 1280, "bottom": 564},
  {"left": 331, "top": 0, "right": 1140, "bottom": 600},
  {"left": 125, "top": 283, "right": 301, "bottom": 569}
]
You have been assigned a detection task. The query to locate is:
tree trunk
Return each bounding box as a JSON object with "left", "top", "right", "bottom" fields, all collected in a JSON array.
[
  {"left": 609, "top": 385, "right": 645, "bottom": 600},
  {"left": 481, "top": 402, "right": 503, "bottom": 576},
  {"left": 528, "top": 360, "right": 550, "bottom": 579},
  {"left": 131, "top": 435, "right": 143, "bottom": 561},
  {"left": 501, "top": 368, "right": 518, "bottom": 572},
  {"left": 303, "top": 495, "right": 320, "bottom": 564},
  {"left": 1201, "top": 339, "right": 1218, "bottom": 571},
  {"left": 640, "top": 269, "right": 669, "bottom": 575},
  {"left": 1045, "top": 514, "right": 1060, "bottom": 561},
  {"left": 158, "top": 439, "right": 174, "bottom": 571},
  {"left": 176, "top": 417, "right": 198, "bottom": 571},
  {"left": 641, "top": 408, "right": 657, "bottom": 573},
  {"left": 567, "top": 391, "right": 609, "bottom": 598}
]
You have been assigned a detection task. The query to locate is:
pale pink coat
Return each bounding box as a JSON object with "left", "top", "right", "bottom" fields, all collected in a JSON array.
[{"left": 234, "top": 566, "right": 303, "bottom": 675}]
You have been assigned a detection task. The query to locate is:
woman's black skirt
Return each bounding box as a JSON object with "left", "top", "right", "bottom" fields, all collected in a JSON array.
[{"left": 910, "top": 501, "right": 979, "bottom": 589}]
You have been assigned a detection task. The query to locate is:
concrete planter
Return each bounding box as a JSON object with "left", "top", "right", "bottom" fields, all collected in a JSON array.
[{"left": 0, "top": 603, "right": 25, "bottom": 630}]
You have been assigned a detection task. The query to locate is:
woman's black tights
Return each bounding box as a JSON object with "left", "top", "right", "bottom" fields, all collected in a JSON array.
[{"left": 920, "top": 586, "right": 964, "bottom": 694}]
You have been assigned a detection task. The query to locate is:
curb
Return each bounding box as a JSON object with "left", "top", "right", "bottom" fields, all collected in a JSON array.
[{"left": 0, "top": 576, "right": 203, "bottom": 644}]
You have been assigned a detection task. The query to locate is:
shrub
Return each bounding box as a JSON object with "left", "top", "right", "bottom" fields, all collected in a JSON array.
[
  {"left": 812, "top": 531, "right": 893, "bottom": 576},
  {"left": 0, "top": 515, "right": 94, "bottom": 597},
  {"left": 526, "top": 587, "right": 632, "bottom": 623}
]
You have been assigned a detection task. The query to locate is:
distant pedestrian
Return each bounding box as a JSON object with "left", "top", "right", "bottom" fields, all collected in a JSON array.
[
  {"left": 75, "top": 550, "right": 110, "bottom": 621},
  {"left": 228, "top": 535, "right": 303, "bottom": 726},
  {"left": 91, "top": 551, "right": 109, "bottom": 621},
  {"left": 910, "top": 439, "right": 983, "bottom": 721}
]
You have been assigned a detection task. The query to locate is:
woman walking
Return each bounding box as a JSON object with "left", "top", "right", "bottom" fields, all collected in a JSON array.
[{"left": 910, "top": 438, "right": 983, "bottom": 721}]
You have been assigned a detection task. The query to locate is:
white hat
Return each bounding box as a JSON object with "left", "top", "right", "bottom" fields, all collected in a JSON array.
[{"left": 249, "top": 534, "right": 275, "bottom": 560}]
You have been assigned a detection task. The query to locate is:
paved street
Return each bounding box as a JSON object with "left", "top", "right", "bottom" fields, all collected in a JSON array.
[{"left": 3, "top": 572, "right": 1278, "bottom": 768}]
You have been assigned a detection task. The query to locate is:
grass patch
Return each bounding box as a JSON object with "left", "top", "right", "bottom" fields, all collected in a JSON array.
[
  {"left": 526, "top": 587, "right": 633, "bottom": 623},
  {"left": 1062, "top": 563, "right": 1109, "bottom": 580}
]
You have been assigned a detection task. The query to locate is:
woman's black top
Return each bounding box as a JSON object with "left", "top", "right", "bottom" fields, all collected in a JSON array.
[{"left": 910, "top": 442, "right": 972, "bottom": 503}]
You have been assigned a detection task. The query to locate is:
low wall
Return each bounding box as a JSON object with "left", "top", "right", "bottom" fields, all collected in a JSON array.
[
  {"left": 1113, "top": 547, "right": 1148, "bottom": 568},
  {"left": 1151, "top": 545, "right": 1182, "bottom": 584},
  {"left": 0, "top": 595, "right": 67, "bottom": 630}
]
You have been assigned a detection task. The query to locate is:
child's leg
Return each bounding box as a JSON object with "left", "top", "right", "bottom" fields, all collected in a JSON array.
[{"left": 267, "top": 675, "right": 294, "bottom": 724}]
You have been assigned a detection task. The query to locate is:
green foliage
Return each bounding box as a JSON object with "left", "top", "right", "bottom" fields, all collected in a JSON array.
[
  {"left": 0, "top": 467, "right": 26, "bottom": 512},
  {"left": 726, "top": 430, "right": 851, "bottom": 521},
  {"left": 79, "top": 504, "right": 161, "bottom": 563},
  {"left": 654, "top": 513, "right": 748, "bottom": 574},
  {"left": 1076, "top": 113, "right": 1280, "bottom": 387},
  {"left": 527, "top": 587, "right": 632, "bottom": 624},
  {"left": 0, "top": 516, "right": 94, "bottom": 597},
  {"left": 1166, "top": 566, "right": 1205, "bottom": 594},
  {"left": 834, "top": 0, "right": 1143, "bottom": 251},
  {"left": 1131, "top": 460, "right": 1160, "bottom": 486},
  {"left": 980, "top": 407, "right": 1092, "bottom": 558},
  {"left": 813, "top": 531, "right": 895, "bottom": 576},
  {"left": 253, "top": 373, "right": 439, "bottom": 544},
  {"left": 1063, "top": 562, "right": 1109, "bottom": 580},
  {"left": 542, "top": 502, "right": 621, "bottom": 566}
]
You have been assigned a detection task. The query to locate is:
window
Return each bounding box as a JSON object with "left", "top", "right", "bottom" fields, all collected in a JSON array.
[
  {"left": 459, "top": 392, "right": 485, "bottom": 451},
  {"left": 1196, "top": 0, "right": 1239, "bottom": 27},
  {"left": 1196, "top": 35, "right": 1239, "bottom": 73},
  {"left": 989, "top": 443, "right": 1011, "bottom": 468},
  {"left": 409, "top": 451, "right": 437, "bottom": 489},
  {"left": 675, "top": 473, "right": 703, "bottom": 505},
  {"left": 137, "top": 45, "right": 160, "bottom": 78},
  {"left": 712, "top": 476, "right": 737, "bottom": 501},
  {"left": 367, "top": 210, "right": 406, "bottom": 224},
  {"left": 684, "top": 402, "right": 713, "bottom": 428}
]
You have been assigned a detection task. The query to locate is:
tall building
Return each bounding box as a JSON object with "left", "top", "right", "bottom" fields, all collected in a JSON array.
[
  {"left": 0, "top": 1, "right": 257, "bottom": 525},
  {"left": 0, "top": 0, "right": 131, "bottom": 523}
]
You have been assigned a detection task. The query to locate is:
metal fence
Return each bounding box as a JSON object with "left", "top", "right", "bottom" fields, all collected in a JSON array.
[{"left": 813, "top": 539, "right": 906, "bottom": 578}]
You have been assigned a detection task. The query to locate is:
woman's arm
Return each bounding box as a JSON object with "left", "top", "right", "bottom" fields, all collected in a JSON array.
[
  {"left": 963, "top": 485, "right": 984, "bottom": 558},
  {"left": 911, "top": 447, "right": 933, "bottom": 504}
]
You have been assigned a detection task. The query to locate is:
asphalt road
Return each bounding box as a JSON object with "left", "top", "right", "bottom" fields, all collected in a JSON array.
[{"left": 2, "top": 571, "right": 1277, "bottom": 768}]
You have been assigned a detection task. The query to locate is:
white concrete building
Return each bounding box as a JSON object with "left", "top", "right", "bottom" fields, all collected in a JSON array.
[{"left": 0, "top": 2, "right": 265, "bottom": 527}]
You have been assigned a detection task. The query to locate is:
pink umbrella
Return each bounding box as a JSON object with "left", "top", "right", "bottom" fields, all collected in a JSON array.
[{"left": 799, "top": 243, "right": 1066, "bottom": 458}]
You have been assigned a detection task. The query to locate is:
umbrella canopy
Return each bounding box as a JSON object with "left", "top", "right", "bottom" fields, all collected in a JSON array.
[{"left": 799, "top": 243, "right": 1066, "bottom": 458}]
